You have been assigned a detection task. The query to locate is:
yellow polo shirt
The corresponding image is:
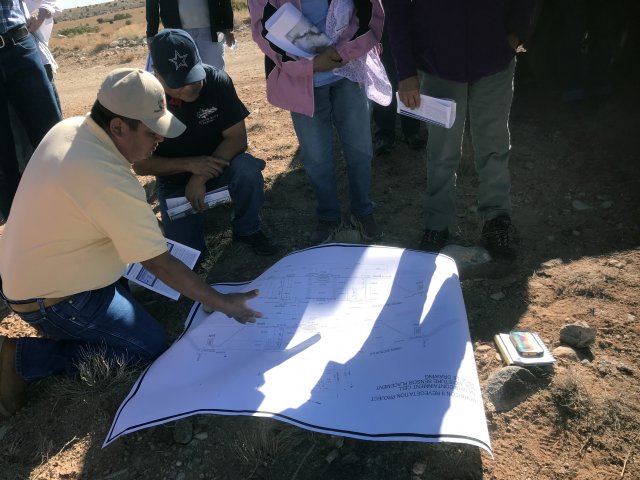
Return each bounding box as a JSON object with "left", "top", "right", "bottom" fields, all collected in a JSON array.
[{"left": 0, "top": 116, "right": 167, "bottom": 299}]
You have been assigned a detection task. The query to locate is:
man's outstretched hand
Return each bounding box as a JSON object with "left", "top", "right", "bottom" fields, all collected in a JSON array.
[{"left": 205, "top": 289, "right": 262, "bottom": 324}]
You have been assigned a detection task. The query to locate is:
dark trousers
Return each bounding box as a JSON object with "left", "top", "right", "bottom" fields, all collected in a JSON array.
[{"left": 0, "top": 30, "right": 62, "bottom": 221}]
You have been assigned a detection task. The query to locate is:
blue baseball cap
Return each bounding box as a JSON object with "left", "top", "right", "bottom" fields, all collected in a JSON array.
[{"left": 150, "top": 29, "right": 206, "bottom": 89}]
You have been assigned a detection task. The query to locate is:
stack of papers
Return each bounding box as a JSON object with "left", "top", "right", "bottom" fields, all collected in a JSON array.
[
  {"left": 166, "top": 187, "right": 231, "bottom": 221},
  {"left": 494, "top": 333, "right": 556, "bottom": 367},
  {"left": 124, "top": 239, "right": 200, "bottom": 300},
  {"left": 264, "top": 3, "right": 331, "bottom": 59},
  {"left": 397, "top": 93, "right": 456, "bottom": 129}
]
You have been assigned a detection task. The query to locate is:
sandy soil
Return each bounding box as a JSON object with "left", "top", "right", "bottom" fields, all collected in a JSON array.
[{"left": 1, "top": 7, "right": 639, "bottom": 480}]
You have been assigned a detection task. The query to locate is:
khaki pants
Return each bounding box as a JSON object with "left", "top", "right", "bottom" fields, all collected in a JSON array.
[{"left": 418, "top": 59, "right": 515, "bottom": 230}]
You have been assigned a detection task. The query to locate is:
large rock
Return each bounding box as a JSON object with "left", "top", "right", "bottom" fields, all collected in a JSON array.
[
  {"left": 485, "top": 366, "right": 539, "bottom": 412},
  {"left": 560, "top": 321, "right": 597, "bottom": 348},
  {"left": 440, "top": 245, "right": 492, "bottom": 278}
]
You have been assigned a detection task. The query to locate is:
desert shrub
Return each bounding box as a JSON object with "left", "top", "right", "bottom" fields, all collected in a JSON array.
[
  {"left": 125, "top": 19, "right": 132, "bottom": 25},
  {"left": 114, "top": 13, "right": 132, "bottom": 21},
  {"left": 58, "top": 24, "right": 100, "bottom": 37},
  {"left": 49, "top": 348, "right": 142, "bottom": 403},
  {"left": 92, "top": 42, "right": 110, "bottom": 54},
  {"left": 552, "top": 374, "right": 593, "bottom": 424},
  {"left": 96, "top": 17, "right": 104, "bottom": 23}
]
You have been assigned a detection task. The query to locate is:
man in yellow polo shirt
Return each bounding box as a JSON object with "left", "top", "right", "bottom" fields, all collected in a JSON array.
[{"left": 0, "top": 68, "right": 262, "bottom": 418}]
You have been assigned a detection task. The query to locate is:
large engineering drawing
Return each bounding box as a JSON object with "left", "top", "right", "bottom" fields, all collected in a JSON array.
[{"left": 104, "top": 244, "right": 492, "bottom": 454}]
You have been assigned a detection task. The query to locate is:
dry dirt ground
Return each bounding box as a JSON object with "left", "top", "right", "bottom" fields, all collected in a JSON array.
[{"left": 1, "top": 5, "right": 640, "bottom": 480}]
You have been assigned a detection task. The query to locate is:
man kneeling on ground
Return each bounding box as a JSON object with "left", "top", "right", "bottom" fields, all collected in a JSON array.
[
  {"left": 0, "top": 68, "right": 261, "bottom": 418},
  {"left": 134, "top": 28, "right": 278, "bottom": 257}
]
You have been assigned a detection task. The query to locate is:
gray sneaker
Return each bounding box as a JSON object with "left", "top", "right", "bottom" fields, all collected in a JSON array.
[{"left": 350, "top": 214, "right": 383, "bottom": 242}]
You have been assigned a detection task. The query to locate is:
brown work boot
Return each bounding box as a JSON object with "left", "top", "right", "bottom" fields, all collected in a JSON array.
[{"left": 0, "top": 336, "right": 27, "bottom": 418}]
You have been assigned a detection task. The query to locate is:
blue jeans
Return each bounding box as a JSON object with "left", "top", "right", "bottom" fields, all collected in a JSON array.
[
  {"left": 419, "top": 60, "right": 515, "bottom": 230},
  {"left": 3, "top": 281, "right": 167, "bottom": 382},
  {"left": 0, "top": 29, "right": 62, "bottom": 219},
  {"left": 157, "top": 152, "right": 266, "bottom": 253},
  {"left": 291, "top": 78, "right": 374, "bottom": 222}
]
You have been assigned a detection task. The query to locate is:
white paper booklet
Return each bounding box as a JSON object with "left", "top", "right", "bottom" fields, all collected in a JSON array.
[
  {"left": 165, "top": 187, "right": 231, "bottom": 221},
  {"left": 123, "top": 239, "right": 200, "bottom": 300},
  {"left": 494, "top": 333, "right": 556, "bottom": 367},
  {"left": 264, "top": 3, "right": 331, "bottom": 59},
  {"left": 396, "top": 93, "right": 457, "bottom": 128}
]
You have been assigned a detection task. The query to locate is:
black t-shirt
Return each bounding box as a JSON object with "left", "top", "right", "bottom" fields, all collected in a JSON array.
[{"left": 156, "top": 65, "right": 249, "bottom": 185}]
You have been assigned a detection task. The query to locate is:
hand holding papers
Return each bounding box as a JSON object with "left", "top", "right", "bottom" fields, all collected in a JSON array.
[
  {"left": 124, "top": 239, "right": 200, "bottom": 300},
  {"left": 165, "top": 186, "right": 231, "bottom": 221},
  {"left": 396, "top": 92, "right": 457, "bottom": 129},
  {"left": 265, "top": 2, "right": 331, "bottom": 59}
]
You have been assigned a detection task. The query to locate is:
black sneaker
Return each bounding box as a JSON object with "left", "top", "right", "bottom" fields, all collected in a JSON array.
[
  {"left": 310, "top": 220, "right": 341, "bottom": 245},
  {"left": 373, "top": 134, "right": 395, "bottom": 156},
  {"left": 482, "top": 215, "right": 516, "bottom": 261},
  {"left": 350, "top": 214, "right": 383, "bottom": 242},
  {"left": 233, "top": 230, "right": 279, "bottom": 256},
  {"left": 404, "top": 131, "right": 427, "bottom": 150},
  {"left": 419, "top": 228, "right": 449, "bottom": 252}
]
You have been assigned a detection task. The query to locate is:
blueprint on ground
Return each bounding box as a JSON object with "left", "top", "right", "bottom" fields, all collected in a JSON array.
[{"left": 104, "top": 244, "right": 491, "bottom": 454}]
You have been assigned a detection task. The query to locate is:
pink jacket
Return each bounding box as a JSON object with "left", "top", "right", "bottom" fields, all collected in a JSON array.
[{"left": 248, "top": 0, "right": 384, "bottom": 117}]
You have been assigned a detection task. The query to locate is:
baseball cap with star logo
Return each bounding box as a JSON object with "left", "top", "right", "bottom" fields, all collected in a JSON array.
[{"left": 150, "top": 29, "right": 207, "bottom": 89}]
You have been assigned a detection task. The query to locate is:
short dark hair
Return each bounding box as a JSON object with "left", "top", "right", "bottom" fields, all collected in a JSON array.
[{"left": 90, "top": 100, "right": 141, "bottom": 132}]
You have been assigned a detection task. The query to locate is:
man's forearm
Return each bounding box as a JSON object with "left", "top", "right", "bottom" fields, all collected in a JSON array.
[
  {"left": 141, "top": 252, "right": 228, "bottom": 311},
  {"left": 211, "top": 137, "right": 247, "bottom": 165},
  {"left": 133, "top": 155, "right": 193, "bottom": 176}
]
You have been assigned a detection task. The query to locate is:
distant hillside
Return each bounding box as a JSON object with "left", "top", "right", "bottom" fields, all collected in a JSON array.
[
  {"left": 56, "top": 0, "right": 246, "bottom": 23},
  {"left": 56, "top": 0, "right": 144, "bottom": 22}
]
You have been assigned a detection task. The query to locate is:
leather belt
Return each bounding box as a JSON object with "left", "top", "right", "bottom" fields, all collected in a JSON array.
[
  {"left": 0, "top": 25, "right": 29, "bottom": 49},
  {"left": 8, "top": 295, "right": 73, "bottom": 313}
]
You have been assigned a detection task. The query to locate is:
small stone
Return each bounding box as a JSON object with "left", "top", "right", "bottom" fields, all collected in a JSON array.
[
  {"left": 572, "top": 199, "right": 591, "bottom": 211},
  {"left": 541, "top": 258, "right": 563, "bottom": 268},
  {"left": 176, "top": 460, "right": 183, "bottom": 467},
  {"left": 194, "top": 432, "right": 208, "bottom": 440},
  {"left": 173, "top": 418, "right": 193, "bottom": 445},
  {"left": 326, "top": 449, "right": 339, "bottom": 464},
  {"left": 475, "top": 344, "right": 493, "bottom": 353},
  {"left": 560, "top": 321, "right": 597, "bottom": 348},
  {"left": 552, "top": 346, "right": 578, "bottom": 361},
  {"left": 617, "top": 364, "right": 634, "bottom": 376},
  {"left": 628, "top": 314, "right": 637, "bottom": 322},
  {"left": 600, "top": 201, "right": 613, "bottom": 209},
  {"left": 572, "top": 230, "right": 581, "bottom": 236},
  {"left": 490, "top": 292, "right": 505, "bottom": 301},
  {"left": 175, "top": 473, "right": 185, "bottom": 480},
  {"left": 412, "top": 462, "right": 427, "bottom": 475}
]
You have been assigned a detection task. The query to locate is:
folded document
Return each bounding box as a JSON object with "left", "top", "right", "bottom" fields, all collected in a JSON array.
[
  {"left": 396, "top": 93, "right": 456, "bottom": 129},
  {"left": 124, "top": 239, "right": 200, "bottom": 300},
  {"left": 166, "top": 187, "right": 231, "bottom": 221}
]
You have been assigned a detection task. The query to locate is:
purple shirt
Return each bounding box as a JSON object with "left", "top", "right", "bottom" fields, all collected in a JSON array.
[{"left": 384, "top": 0, "right": 536, "bottom": 83}]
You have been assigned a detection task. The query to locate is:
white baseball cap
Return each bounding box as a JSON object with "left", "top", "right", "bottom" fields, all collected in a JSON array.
[{"left": 97, "top": 68, "right": 185, "bottom": 138}]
